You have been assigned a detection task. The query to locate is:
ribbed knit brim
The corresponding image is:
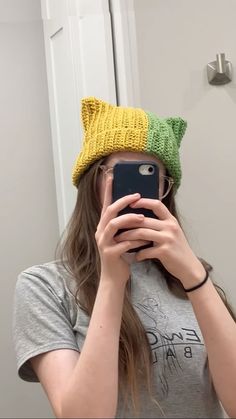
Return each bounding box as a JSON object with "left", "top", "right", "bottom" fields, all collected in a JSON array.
[{"left": 72, "top": 97, "right": 187, "bottom": 189}]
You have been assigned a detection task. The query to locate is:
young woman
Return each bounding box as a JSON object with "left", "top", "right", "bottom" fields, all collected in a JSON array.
[{"left": 13, "top": 97, "right": 236, "bottom": 418}]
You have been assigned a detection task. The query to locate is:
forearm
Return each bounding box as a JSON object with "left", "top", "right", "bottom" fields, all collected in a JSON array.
[
  {"left": 187, "top": 275, "right": 236, "bottom": 418},
  {"left": 61, "top": 279, "right": 126, "bottom": 418}
]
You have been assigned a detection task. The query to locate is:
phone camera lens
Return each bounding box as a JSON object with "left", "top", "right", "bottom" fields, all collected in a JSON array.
[{"left": 148, "top": 166, "right": 154, "bottom": 173}]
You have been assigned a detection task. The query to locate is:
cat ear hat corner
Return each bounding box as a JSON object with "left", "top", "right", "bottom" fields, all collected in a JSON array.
[{"left": 72, "top": 96, "right": 187, "bottom": 190}]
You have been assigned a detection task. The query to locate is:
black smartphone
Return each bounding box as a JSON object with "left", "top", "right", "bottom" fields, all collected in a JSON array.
[{"left": 112, "top": 161, "right": 159, "bottom": 252}]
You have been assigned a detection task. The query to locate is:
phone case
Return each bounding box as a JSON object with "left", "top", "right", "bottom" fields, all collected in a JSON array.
[
  {"left": 112, "top": 161, "right": 159, "bottom": 215},
  {"left": 112, "top": 161, "right": 159, "bottom": 252}
]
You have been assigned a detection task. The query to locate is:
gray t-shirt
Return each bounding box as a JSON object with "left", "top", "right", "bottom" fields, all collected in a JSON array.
[{"left": 13, "top": 259, "right": 224, "bottom": 418}]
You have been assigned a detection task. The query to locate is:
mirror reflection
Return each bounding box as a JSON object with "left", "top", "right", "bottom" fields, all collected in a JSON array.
[{"left": 2, "top": 1, "right": 236, "bottom": 418}]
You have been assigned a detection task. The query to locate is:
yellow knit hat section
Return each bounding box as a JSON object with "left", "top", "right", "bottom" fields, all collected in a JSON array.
[{"left": 72, "top": 97, "right": 148, "bottom": 186}]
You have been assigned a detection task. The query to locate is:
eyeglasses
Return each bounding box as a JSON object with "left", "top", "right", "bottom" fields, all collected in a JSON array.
[{"left": 99, "top": 165, "right": 174, "bottom": 200}]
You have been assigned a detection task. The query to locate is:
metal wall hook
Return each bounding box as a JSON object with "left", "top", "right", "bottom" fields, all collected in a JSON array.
[{"left": 207, "top": 53, "right": 232, "bottom": 85}]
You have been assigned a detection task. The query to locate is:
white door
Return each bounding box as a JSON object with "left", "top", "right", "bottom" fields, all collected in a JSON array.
[{"left": 41, "top": 0, "right": 117, "bottom": 231}]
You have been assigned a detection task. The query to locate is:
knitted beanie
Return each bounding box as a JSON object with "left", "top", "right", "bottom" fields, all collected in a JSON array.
[{"left": 72, "top": 97, "right": 187, "bottom": 189}]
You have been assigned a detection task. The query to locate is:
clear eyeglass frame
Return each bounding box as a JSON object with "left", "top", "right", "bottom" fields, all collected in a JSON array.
[{"left": 99, "top": 165, "right": 175, "bottom": 200}]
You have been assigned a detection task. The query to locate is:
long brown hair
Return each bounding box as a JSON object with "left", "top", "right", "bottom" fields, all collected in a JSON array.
[{"left": 56, "top": 157, "right": 235, "bottom": 416}]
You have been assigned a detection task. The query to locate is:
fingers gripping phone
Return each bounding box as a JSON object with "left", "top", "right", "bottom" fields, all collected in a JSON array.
[{"left": 112, "top": 161, "right": 159, "bottom": 253}]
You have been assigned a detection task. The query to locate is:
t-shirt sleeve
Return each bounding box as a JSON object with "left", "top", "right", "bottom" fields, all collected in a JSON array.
[{"left": 12, "top": 267, "right": 80, "bottom": 382}]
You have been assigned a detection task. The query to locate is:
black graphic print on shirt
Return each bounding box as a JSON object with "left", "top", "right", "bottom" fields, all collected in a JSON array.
[{"left": 134, "top": 296, "right": 204, "bottom": 399}]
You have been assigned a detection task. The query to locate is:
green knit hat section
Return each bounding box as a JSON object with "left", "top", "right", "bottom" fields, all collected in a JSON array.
[{"left": 146, "top": 112, "right": 187, "bottom": 189}]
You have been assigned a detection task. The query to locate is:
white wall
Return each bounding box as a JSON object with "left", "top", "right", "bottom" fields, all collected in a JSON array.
[
  {"left": 0, "top": 0, "right": 59, "bottom": 417},
  {"left": 134, "top": 0, "right": 236, "bottom": 309}
]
